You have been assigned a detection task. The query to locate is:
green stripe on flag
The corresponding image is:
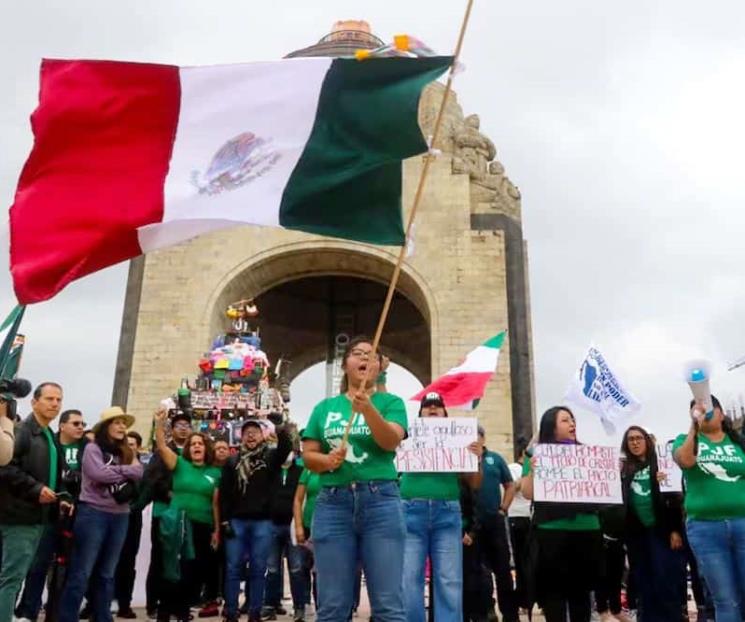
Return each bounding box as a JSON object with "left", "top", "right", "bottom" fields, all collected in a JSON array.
[
  {"left": 279, "top": 56, "right": 452, "bottom": 245},
  {"left": 0, "top": 304, "right": 25, "bottom": 378},
  {"left": 483, "top": 331, "right": 506, "bottom": 349}
]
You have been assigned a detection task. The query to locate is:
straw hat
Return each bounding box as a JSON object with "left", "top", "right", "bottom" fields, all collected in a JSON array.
[{"left": 93, "top": 406, "right": 135, "bottom": 432}]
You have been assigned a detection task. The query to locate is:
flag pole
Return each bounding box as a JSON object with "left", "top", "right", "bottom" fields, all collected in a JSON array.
[{"left": 342, "top": 0, "right": 475, "bottom": 445}]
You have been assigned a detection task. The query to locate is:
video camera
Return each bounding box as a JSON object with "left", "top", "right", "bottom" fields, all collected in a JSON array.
[{"left": 0, "top": 377, "right": 33, "bottom": 420}]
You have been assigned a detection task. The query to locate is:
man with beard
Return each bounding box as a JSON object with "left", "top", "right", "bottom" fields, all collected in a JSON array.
[{"left": 220, "top": 418, "right": 291, "bottom": 622}]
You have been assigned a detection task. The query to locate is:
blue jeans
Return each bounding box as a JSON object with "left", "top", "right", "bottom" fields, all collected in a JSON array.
[
  {"left": 15, "top": 524, "right": 58, "bottom": 619},
  {"left": 687, "top": 518, "right": 745, "bottom": 622},
  {"left": 627, "top": 529, "right": 686, "bottom": 622},
  {"left": 224, "top": 518, "right": 273, "bottom": 617},
  {"left": 312, "top": 481, "right": 406, "bottom": 622},
  {"left": 58, "top": 504, "right": 130, "bottom": 622},
  {"left": 265, "top": 523, "right": 306, "bottom": 611},
  {"left": 402, "top": 499, "right": 463, "bottom": 622}
]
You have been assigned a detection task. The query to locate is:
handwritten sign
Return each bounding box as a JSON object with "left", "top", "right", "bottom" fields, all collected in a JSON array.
[
  {"left": 396, "top": 417, "right": 478, "bottom": 473},
  {"left": 656, "top": 442, "right": 683, "bottom": 492},
  {"left": 533, "top": 444, "right": 623, "bottom": 504}
]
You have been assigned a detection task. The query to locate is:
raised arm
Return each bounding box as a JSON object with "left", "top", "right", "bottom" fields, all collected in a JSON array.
[{"left": 154, "top": 407, "right": 178, "bottom": 471}]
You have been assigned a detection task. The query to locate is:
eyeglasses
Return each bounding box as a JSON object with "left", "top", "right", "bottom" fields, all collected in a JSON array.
[
  {"left": 350, "top": 349, "right": 373, "bottom": 358},
  {"left": 627, "top": 436, "right": 645, "bottom": 443},
  {"left": 67, "top": 421, "right": 86, "bottom": 427},
  {"left": 173, "top": 422, "right": 191, "bottom": 430}
]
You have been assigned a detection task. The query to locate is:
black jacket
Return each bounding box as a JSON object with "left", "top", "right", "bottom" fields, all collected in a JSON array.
[
  {"left": 622, "top": 462, "right": 684, "bottom": 539},
  {"left": 0, "top": 414, "right": 65, "bottom": 525},
  {"left": 220, "top": 430, "right": 292, "bottom": 521},
  {"left": 139, "top": 440, "right": 182, "bottom": 508},
  {"left": 269, "top": 461, "right": 302, "bottom": 525}
]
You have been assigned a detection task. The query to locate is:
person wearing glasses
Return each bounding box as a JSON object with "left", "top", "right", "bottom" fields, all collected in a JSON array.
[
  {"left": 302, "top": 335, "right": 408, "bottom": 622},
  {"left": 620, "top": 425, "right": 685, "bottom": 622},
  {"left": 142, "top": 410, "right": 193, "bottom": 618},
  {"left": 15, "top": 408, "right": 88, "bottom": 621}
]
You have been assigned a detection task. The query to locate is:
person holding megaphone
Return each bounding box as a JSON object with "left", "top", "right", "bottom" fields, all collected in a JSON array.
[{"left": 674, "top": 395, "right": 745, "bottom": 622}]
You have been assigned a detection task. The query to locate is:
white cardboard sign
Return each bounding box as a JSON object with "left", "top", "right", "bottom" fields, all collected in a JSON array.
[
  {"left": 396, "top": 417, "right": 478, "bottom": 473},
  {"left": 533, "top": 443, "right": 623, "bottom": 504},
  {"left": 656, "top": 441, "right": 683, "bottom": 492}
]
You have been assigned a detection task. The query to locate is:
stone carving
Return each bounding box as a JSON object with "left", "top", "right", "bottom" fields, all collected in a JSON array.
[{"left": 452, "top": 114, "right": 521, "bottom": 204}]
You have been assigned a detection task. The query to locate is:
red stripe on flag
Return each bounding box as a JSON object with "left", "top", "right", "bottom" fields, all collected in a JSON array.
[
  {"left": 411, "top": 371, "right": 494, "bottom": 407},
  {"left": 9, "top": 59, "right": 181, "bottom": 303}
]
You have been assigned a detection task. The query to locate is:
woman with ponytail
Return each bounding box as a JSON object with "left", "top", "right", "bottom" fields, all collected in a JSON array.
[{"left": 674, "top": 395, "right": 745, "bottom": 622}]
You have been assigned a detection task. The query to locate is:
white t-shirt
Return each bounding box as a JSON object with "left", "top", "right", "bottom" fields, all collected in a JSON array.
[{"left": 508, "top": 462, "right": 532, "bottom": 518}]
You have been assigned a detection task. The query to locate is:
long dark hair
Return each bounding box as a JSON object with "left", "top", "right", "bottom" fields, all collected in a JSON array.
[
  {"left": 538, "top": 406, "right": 576, "bottom": 443},
  {"left": 95, "top": 420, "right": 134, "bottom": 465},
  {"left": 621, "top": 425, "right": 657, "bottom": 478},
  {"left": 339, "top": 335, "right": 383, "bottom": 394},
  {"left": 690, "top": 394, "right": 745, "bottom": 455}
]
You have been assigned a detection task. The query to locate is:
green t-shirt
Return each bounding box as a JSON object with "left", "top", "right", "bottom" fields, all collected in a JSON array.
[
  {"left": 302, "top": 392, "right": 408, "bottom": 487},
  {"left": 673, "top": 433, "right": 745, "bottom": 520},
  {"left": 629, "top": 465, "right": 656, "bottom": 527},
  {"left": 299, "top": 468, "right": 322, "bottom": 529},
  {"left": 170, "top": 455, "right": 222, "bottom": 526},
  {"left": 61, "top": 441, "right": 84, "bottom": 471},
  {"left": 522, "top": 456, "right": 600, "bottom": 531},
  {"left": 43, "top": 427, "right": 58, "bottom": 492},
  {"left": 400, "top": 472, "right": 461, "bottom": 501}
]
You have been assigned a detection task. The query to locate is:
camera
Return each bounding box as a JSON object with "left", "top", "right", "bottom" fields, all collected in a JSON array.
[{"left": 0, "top": 377, "right": 32, "bottom": 420}]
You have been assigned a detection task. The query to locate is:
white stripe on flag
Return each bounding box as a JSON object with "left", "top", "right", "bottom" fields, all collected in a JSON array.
[
  {"left": 142, "top": 58, "right": 332, "bottom": 252},
  {"left": 445, "top": 345, "right": 500, "bottom": 375}
]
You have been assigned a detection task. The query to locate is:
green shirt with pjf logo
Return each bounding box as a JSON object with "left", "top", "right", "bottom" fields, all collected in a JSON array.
[
  {"left": 673, "top": 433, "right": 745, "bottom": 520},
  {"left": 629, "top": 465, "right": 656, "bottom": 527},
  {"left": 61, "top": 441, "right": 84, "bottom": 471},
  {"left": 303, "top": 392, "right": 408, "bottom": 487}
]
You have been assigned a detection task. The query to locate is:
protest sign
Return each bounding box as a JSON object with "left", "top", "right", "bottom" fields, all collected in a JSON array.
[
  {"left": 656, "top": 441, "right": 683, "bottom": 492},
  {"left": 533, "top": 444, "right": 623, "bottom": 504},
  {"left": 396, "top": 417, "right": 478, "bottom": 473}
]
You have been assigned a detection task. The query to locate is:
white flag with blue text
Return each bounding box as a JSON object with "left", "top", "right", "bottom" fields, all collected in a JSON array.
[{"left": 564, "top": 345, "right": 641, "bottom": 434}]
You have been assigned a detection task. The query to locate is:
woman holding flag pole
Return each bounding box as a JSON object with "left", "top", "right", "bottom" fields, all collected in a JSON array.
[{"left": 301, "top": 335, "right": 408, "bottom": 622}]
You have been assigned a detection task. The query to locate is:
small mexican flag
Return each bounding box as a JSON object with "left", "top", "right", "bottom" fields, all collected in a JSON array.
[
  {"left": 10, "top": 55, "right": 451, "bottom": 304},
  {"left": 412, "top": 332, "right": 506, "bottom": 409}
]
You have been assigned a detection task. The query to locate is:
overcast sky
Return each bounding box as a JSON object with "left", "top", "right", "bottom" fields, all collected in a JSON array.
[{"left": 2, "top": 1, "right": 744, "bottom": 446}]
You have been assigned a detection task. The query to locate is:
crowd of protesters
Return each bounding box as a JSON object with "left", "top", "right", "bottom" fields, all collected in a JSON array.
[{"left": 1, "top": 339, "right": 744, "bottom": 622}]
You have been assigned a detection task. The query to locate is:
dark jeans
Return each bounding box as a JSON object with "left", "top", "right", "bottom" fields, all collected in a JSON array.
[
  {"left": 595, "top": 535, "right": 624, "bottom": 615},
  {"left": 477, "top": 514, "right": 519, "bottom": 621},
  {"left": 224, "top": 518, "right": 273, "bottom": 617},
  {"left": 15, "top": 524, "right": 59, "bottom": 619},
  {"left": 627, "top": 528, "right": 686, "bottom": 622},
  {"left": 463, "top": 539, "right": 491, "bottom": 621},
  {"left": 508, "top": 516, "right": 530, "bottom": 610},
  {"left": 145, "top": 516, "right": 164, "bottom": 614},
  {"left": 535, "top": 529, "right": 602, "bottom": 622},
  {"left": 58, "top": 504, "right": 130, "bottom": 622},
  {"left": 265, "top": 523, "right": 306, "bottom": 611},
  {"left": 114, "top": 509, "right": 142, "bottom": 612}
]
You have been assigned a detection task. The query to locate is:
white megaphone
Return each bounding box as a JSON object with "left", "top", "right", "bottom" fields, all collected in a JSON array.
[{"left": 684, "top": 359, "right": 714, "bottom": 420}]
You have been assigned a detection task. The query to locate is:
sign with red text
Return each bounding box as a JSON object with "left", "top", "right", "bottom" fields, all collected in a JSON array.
[
  {"left": 533, "top": 444, "right": 622, "bottom": 504},
  {"left": 396, "top": 417, "right": 478, "bottom": 473},
  {"left": 656, "top": 442, "right": 683, "bottom": 492}
]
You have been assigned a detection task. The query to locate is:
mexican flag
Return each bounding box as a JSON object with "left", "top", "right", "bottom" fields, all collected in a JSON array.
[
  {"left": 9, "top": 55, "right": 451, "bottom": 304},
  {"left": 412, "top": 332, "right": 506, "bottom": 409}
]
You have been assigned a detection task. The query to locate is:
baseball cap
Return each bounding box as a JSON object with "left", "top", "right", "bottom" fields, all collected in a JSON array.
[{"left": 421, "top": 392, "right": 445, "bottom": 408}]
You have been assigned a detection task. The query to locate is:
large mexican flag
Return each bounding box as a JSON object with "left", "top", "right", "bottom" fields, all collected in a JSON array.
[{"left": 9, "top": 55, "right": 451, "bottom": 304}]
